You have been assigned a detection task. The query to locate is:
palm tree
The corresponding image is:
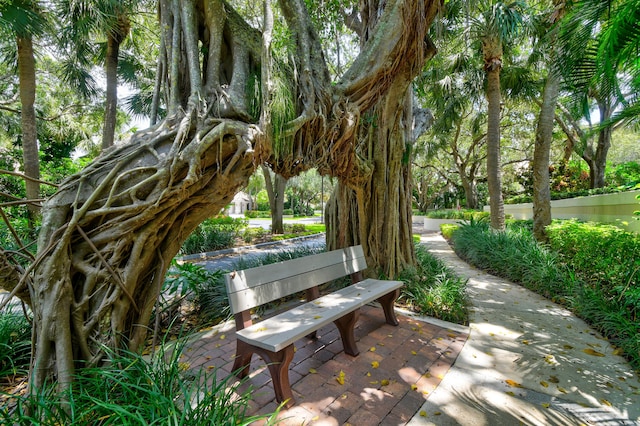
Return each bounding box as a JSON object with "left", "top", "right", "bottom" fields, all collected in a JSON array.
[
  {"left": 558, "top": 0, "right": 639, "bottom": 188},
  {"left": 531, "top": 0, "right": 567, "bottom": 241},
  {"left": 0, "top": 0, "right": 48, "bottom": 223},
  {"left": 469, "top": 0, "right": 526, "bottom": 231},
  {"left": 57, "top": 0, "right": 139, "bottom": 150}
]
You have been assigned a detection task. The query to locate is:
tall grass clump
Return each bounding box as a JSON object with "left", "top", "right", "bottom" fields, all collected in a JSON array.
[
  {"left": 0, "top": 313, "right": 32, "bottom": 381},
  {"left": 451, "top": 219, "right": 577, "bottom": 303},
  {"left": 1, "top": 339, "right": 278, "bottom": 425},
  {"left": 398, "top": 244, "right": 468, "bottom": 325}
]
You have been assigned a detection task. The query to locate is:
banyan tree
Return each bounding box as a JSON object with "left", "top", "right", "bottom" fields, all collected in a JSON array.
[{"left": 5, "top": 0, "right": 443, "bottom": 393}]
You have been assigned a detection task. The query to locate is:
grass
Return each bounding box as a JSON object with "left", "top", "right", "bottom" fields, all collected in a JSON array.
[
  {"left": 398, "top": 244, "right": 468, "bottom": 325},
  {"left": 449, "top": 218, "right": 640, "bottom": 372},
  {"left": 2, "top": 338, "right": 280, "bottom": 425}
]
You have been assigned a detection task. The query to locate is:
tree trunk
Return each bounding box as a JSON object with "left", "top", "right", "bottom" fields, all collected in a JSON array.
[
  {"left": 262, "top": 165, "right": 286, "bottom": 234},
  {"left": 325, "top": 0, "right": 439, "bottom": 279},
  {"left": 592, "top": 101, "right": 612, "bottom": 188},
  {"left": 17, "top": 35, "right": 40, "bottom": 223},
  {"left": 484, "top": 46, "right": 505, "bottom": 231},
  {"left": 533, "top": 70, "right": 561, "bottom": 241},
  {"left": 102, "top": 14, "right": 130, "bottom": 150}
]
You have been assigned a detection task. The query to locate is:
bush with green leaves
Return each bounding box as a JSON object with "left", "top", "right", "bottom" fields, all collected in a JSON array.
[
  {"left": 424, "top": 209, "right": 489, "bottom": 220},
  {"left": 450, "top": 219, "right": 640, "bottom": 371},
  {"left": 2, "top": 339, "right": 278, "bottom": 425},
  {"left": 546, "top": 220, "right": 640, "bottom": 317},
  {"left": 398, "top": 244, "right": 468, "bottom": 325},
  {"left": 163, "top": 262, "right": 230, "bottom": 327},
  {"left": 180, "top": 216, "right": 248, "bottom": 255}
]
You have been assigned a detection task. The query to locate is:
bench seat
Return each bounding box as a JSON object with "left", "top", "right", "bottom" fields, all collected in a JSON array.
[{"left": 236, "top": 278, "right": 403, "bottom": 353}]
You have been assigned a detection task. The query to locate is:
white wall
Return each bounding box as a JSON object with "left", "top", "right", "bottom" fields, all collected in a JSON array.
[{"left": 485, "top": 190, "right": 640, "bottom": 233}]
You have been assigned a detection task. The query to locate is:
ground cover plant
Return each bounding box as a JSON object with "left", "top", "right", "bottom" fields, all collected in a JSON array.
[
  {"left": 449, "top": 219, "right": 640, "bottom": 371},
  {"left": 397, "top": 244, "right": 469, "bottom": 324},
  {"left": 2, "top": 338, "right": 278, "bottom": 425}
]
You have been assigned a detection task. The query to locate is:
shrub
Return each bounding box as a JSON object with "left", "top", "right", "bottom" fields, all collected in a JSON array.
[
  {"left": 546, "top": 220, "right": 640, "bottom": 312},
  {"left": 398, "top": 244, "right": 468, "bottom": 325},
  {"left": 424, "top": 209, "right": 489, "bottom": 220},
  {"left": 180, "top": 216, "right": 248, "bottom": 255},
  {"left": 440, "top": 224, "right": 459, "bottom": 239},
  {"left": 163, "top": 262, "right": 230, "bottom": 327}
]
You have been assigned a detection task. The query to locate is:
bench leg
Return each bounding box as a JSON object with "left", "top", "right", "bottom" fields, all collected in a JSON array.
[
  {"left": 254, "top": 345, "right": 296, "bottom": 408},
  {"left": 377, "top": 289, "right": 400, "bottom": 326},
  {"left": 334, "top": 309, "right": 360, "bottom": 356},
  {"left": 232, "top": 340, "right": 254, "bottom": 379}
]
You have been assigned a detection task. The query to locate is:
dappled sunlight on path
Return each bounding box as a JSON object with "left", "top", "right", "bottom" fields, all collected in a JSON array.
[{"left": 412, "top": 233, "right": 640, "bottom": 425}]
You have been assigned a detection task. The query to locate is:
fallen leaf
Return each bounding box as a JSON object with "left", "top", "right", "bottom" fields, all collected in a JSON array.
[
  {"left": 423, "top": 372, "right": 432, "bottom": 378},
  {"left": 613, "top": 347, "right": 625, "bottom": 356},
  {"left": 381, "top": 379, "right": 390, "bottom": 386},
  {"left": 601, "top": 399, "right": 612, "bottom": 407},
  {"left": 411, "top": 384, "right": 418, "bottom": 391},
  {"left": 549, "top": 376, "right": 559, "bottom": 384},
  {"left": 557, "top": 386, "right": 568, "bottom": 393},
  {"left": 541, "top": 403, "right": 550, "bottom": 408},
  {"left": 411, "top": 350, "right": 417, "bottom": 355},
  {"left": 336, "top": 370, "right": 345, "bottom": 385},
  {"left": 219, "top": 334, "right": 226, "bottom": 340},
  {"left": 309, "top": 368, "right": 317, "bottom": 374},
  {"left": 313, "top": 315, "right": 322, "bottom": 319},
  {"left": 583, "top": 348, "right": 605, "bottom": 357},
  {"left": 522, "top": 340, "right": 530, "bottom": 345},
  {"left": 505, "top": 379, "right": 522, "bottom": 388},
  {"left": 434, "top": 411, "right": 442, "bottom": 416},
  {"left": 371, "top": 361, "right": 379, "bottom": 369},
  {"left": 367, "top": 372, "right": 371, "bottom": 377},
  {"left": 369, "top": 347, "right": 376, "bottom": 352},
  {"left": 540, "top": 381, "right": 549, "bottom": 388},
  {"left": 563, "top": 344, "right": 574, "bottom": 350},
  {"left": 505, "top": 391, "right": 515, "bottom": 396},
  {"left": 420, "top": 410, "right": 427, "bottom": 417}
]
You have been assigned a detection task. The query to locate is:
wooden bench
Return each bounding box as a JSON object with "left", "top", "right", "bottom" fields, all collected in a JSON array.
[{"left": 224, "top": 245, "right": 403, "bottom": 407}]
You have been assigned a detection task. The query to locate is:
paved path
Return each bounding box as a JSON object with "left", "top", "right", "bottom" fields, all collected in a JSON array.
[
  {"left": 410, "top": 233, "right": 640, "bottom": 425},
  {"left": 180, "top": 304, "right": 468, "bottom": 425}
]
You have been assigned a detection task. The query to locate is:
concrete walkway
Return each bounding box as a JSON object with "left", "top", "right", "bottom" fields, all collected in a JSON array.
[{"left": 410, "top": 233, "right": 640, "bottom": 425}]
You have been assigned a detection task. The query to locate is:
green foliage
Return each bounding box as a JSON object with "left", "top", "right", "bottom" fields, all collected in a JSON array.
[
  {"left": 451, "top": 219, "right": 576, "bottom": 302},
  {"left": 425, "top": 209, "right": 489, "bottom": 220},
  {"left": 180, "top": 216, "right": 248, "bottom": 255},
  {"left": 0, "top": 313, "right": 31, "bottom": 380},
  {"left": 440, "top": 223, "right": 459, "bottom": 239},
  {"left": 546, "top": 220, "right": 640, "bottom": 308},
  {"left": 607, "top": 161, "right": 640, "bottom": 187},
  {"left": 163, "top": 262, "right": 229, "bottom": 326},
  {"left": 450, "top": 219, "right": 640, "bottom": 370},
  {"left": 244, "top": 210, "right": 271, "bottom": 218},
  {"left": 398, "top": 244, "right": 468, "bottom": 325},
  {"left": 1, "top": 339, "right": 278, "bottom": 425}
]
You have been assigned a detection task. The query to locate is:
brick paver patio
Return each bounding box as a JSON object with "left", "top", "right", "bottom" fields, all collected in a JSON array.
[{"left": 180, "top": 304, "right": 468, "bottom": 425}]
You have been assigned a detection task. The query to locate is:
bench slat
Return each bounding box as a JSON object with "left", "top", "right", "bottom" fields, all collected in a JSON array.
[
  {"left": 235, "top": 278, "right": 403, "bottom": 352},
  {"left": 226, "top": 246, "right": 367, "bottom": 314}
]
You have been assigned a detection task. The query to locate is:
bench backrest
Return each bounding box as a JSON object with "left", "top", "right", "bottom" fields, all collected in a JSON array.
[{"left": 225, "top": 245, "right": 367, "bottom": 314}]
